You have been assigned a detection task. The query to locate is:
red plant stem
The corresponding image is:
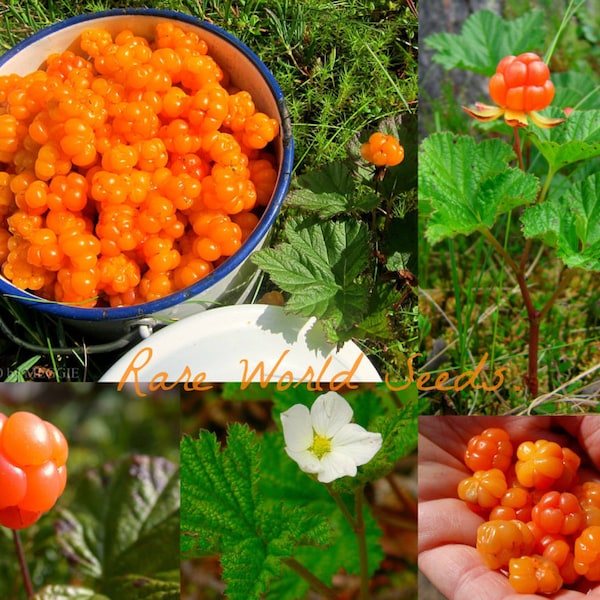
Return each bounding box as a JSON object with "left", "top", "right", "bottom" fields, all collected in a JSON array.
[
  {"left": 512, "top": 126, "right": 525, "bottom": 171},
  {"left": 483, "top": 228, "right": 540, "bottom": 397},
  {"left": 13, "top": 529, "right": 34, "bottom": 598},
  {"left": 519, "top": 238, "right": 532, "bottom": 272},
  {"left": 514, "top": 270, "right": 540, "bottom": 398}
]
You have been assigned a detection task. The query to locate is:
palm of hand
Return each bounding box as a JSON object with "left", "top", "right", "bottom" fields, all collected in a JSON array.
[{"left": 418, "top": 416, "right": 600, "bottom": 600}]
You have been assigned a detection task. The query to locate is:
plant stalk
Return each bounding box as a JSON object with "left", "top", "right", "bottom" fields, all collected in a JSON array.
[
  {"left": 483, "top": 228, "right": 542, "bottom": 398},
  {"left": 512, "top": 126, "right": 525, "bottom": 171},
  {"left": 526, "top": 310, "right": 541, "bottom": 399},
  {"left": 327, "top": 484, "right": 371, "bottom": 598},
  {"left": 513, "top": 268, "right": 541, "bottom": 398},
  {"left": 326, "top": 484, "right": 357, "bottom": 528},
  {"left": 13, "top": 529, "right": 34, "bottom": 598},
  {"left": 283, "top": 558, "right": 338, "bottom": 599},
  {"left": 354, "top": 488, "right": 370, "bottom": 600}
]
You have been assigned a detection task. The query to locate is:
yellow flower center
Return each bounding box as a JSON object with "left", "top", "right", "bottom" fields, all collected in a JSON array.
[{"left": 309, "top": 433, "right": 332, "bottom": 459}]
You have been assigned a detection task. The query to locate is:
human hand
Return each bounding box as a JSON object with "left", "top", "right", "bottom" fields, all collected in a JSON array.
[{"left": 418, "top": 416, "right": 600, "bottom": 600}]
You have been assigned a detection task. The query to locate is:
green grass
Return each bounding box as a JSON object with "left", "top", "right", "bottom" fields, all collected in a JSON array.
[
  {"left": 0, "top": 0, "right": 417, "bottom": 381},
  {"left": 419, "top": 201, "right": 600, "bottom": 415}
]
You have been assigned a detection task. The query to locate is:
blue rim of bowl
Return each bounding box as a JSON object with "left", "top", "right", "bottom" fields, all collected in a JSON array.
[{"left": 0, "top": 8, "right": 294, "bottom": 321}]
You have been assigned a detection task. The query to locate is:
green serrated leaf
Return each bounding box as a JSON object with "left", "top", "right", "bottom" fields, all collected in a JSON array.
[
  {"left": 382, "top": 210, "right": 418, "bottom": 274},
  {"left": 329, "top": 282, "right": 403, "bottom": 343},
  {"left": 252, "top": 217, "right": 371, "bottom": 328},
  {"left": 528, "top": 108, "right": 600, "bottom": 170},
  {"left": 420, "top": 133, "right": 540, "bottom": 244},
  {"left": 520, "top": 202, "right": 560, "bottom": 247},
  {"left": 553, "top": 71, "right": 600, "bottom": 110},
  {"left": 56, "top": 456, "right": 179, "bottom": 587},
  {"left": 425, "top": 9, "right": 546, "bottom": 75},
  {"left": 286, "top": 162, "right": 360, "bottom": 217},
  {"left": 387, "top": 251, "right": 411, "bottom": 271},
  {"left": 180, "top": 426, "right": 259, "bottom": 556},
  {"left": 180, "top": 424, "right": 332, "bottom": 600},
  {"left": 31, "top": 586, "right": 109, "bottom": 600},
  {"left": 521, "top": 173, "right": 600, "bottom": 271}
]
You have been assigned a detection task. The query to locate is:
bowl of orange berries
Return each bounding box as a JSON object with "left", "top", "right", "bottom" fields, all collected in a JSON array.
[{"left": 0, "top": 9, "right": 293, "bottom": 337}]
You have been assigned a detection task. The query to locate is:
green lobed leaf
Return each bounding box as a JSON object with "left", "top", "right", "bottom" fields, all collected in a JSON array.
[
  {"left": 521, "top": 172, "right": 600, "bottom": 271},
  {"left": 420, "top": 133, "right": 540, "bottom": 244},
  {"left": 55, "top": 455, "right": 179, "bottom": 587},
  {"left": 528, "top": 108, "right": 600, "bottom": 170},
  {"left": 180, "top": 425, "right": 259, "bottom": 557},
  {"left": 424, "top": 9, "right": 546, "bottom": 75},
  {"left": 252, "top": 217, "right": 371, "bottom": 328},
  {"left": 180, "top": 423, "right": 332, "bottom": 600},
  {"left": 31, "top": 587, "right": 109, "bottom": 600},
  {"left": 323, "top": 281, "right": 403, "bottom": 343},
  {"left": 382, "top": 210, "right": 418, "bottom": 273},
  {"left": 553, "top": 72, "right": 600, "bottom": 111},
  {"left": 285, "top": 161, "right": 379, "bottom": 217}
]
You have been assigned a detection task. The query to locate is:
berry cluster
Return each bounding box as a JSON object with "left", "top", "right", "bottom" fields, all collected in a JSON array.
[
  {"left": 0, "top": 23, "right": 280, "bottom": 306},
  {"left": 0, "top": 411, "right": 68, "bottom": 529},
  {"left": 360, "top": 132, "right": 404, "bottom": 167},
  {"left": 458, "top": 427, "right": 600, "bottom": 594},
  {"left": 489, "top": 52, "right": 555, "bottom": 113}
]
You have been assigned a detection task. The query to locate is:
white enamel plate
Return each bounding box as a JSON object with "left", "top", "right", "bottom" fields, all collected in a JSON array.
[{"left": 100, "top": 304, "right": 382, "bottom": 384}]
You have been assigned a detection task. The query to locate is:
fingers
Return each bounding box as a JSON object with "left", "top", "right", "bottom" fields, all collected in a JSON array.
[
  {"left": 418, "top": 497, "right": 482, "bottom": 552},
  {"left": 419, "top": 543, "right": 519, "bottom": 600},
  {"left": 555, "top": 417, "right": 600, "bottom": 471},
  {"left": 419, "top": 542, "right": 593, "bottom": 600}
]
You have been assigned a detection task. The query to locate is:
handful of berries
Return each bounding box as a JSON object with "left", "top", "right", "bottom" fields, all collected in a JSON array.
[
  {"left": 0, "top": 411, "right": 68, "bottom": 529},
  {"left": 458, "top": 427, "right": 600, "bottom": 594}
]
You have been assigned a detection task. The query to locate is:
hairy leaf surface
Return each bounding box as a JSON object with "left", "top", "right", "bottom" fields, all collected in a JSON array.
[
  {"left": 421, "top": 133, "right": 539, "bottom": 244},
  {"left": 425, "top": 9, "right": 546, "bottom": 75}
]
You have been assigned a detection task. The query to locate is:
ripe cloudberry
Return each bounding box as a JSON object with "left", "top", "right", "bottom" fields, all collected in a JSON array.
[
  {"left": 477, "top": 519, "right": 536, "bottom": 570},
  {"left": 0, "top": 411, "right": 68, "bottom": 529},
  {"left": 464, "top": 427, "right": 514, "bottom": 473},
  {"left": 464, "top": 52, "right": 564, "bottom": 128},
  {"left": 489, "top": 52, "right": 554, "bottom": 113},
  {"left": 360, "top": 132, "right": 404, "bottom": 167},
  {"left": 515, "top": 440, "right": 566, "bottom": 490},
  {"left": 508, "top": 555, "right": 563, "bottom": 594},
  {"left": 457, "top": 427, "right": 600, "bottom": 594}
]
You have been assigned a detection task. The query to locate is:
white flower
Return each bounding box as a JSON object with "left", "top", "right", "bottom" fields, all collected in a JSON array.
[{"left": 280, "top": 391, "right": 383, "bottom": 483}]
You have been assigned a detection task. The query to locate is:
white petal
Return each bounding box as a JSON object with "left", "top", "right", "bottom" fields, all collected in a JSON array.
[
  {"left": 316, "top": 451, "right": 357, "bottom": 483},
  {"left": 310, "top": 392, "right": 353, "bottom": 438},
  {"left": 280, "top": 404, "right": 313, "bottom": 452},
  {"left": 285, "top": 448, "right": 321, "bottom": 474},
  {"left": 331, "top": 424, "right": 382, "bottom": 466}
]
